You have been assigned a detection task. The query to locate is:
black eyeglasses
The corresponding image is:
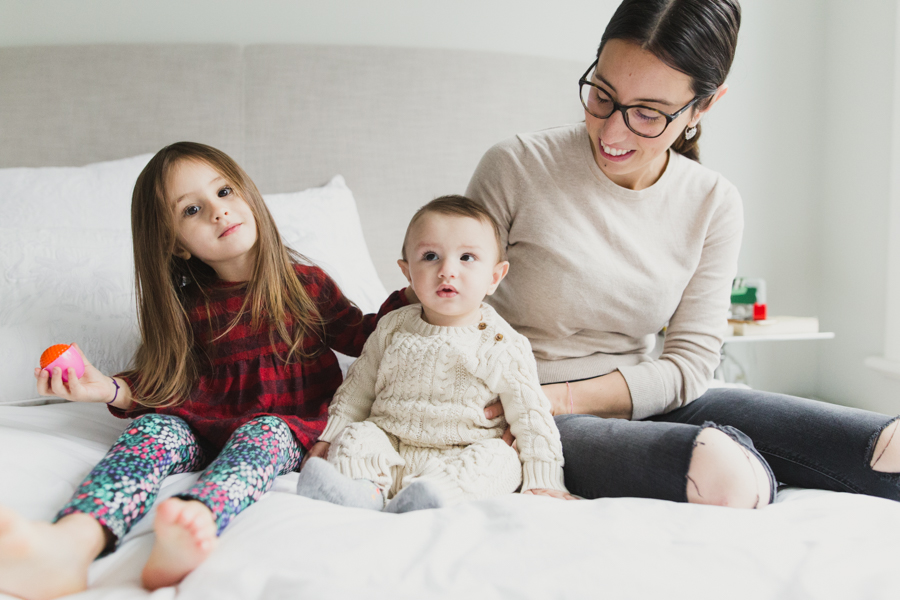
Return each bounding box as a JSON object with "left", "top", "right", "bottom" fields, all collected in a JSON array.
[{"left": 578, "top": 59, "right": 701, "bottom": 139}]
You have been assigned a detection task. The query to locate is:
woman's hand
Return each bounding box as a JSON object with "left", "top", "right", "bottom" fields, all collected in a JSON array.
[
  {"left": 523, "top": 488, "right": 579, "bottom": 500},
  {"left": 301, "top": 441, "right": 331, "bottom": 469},
  {"left": 34, "top": 344, "right": 116, "bottom": 404},
  {"left": 484, "top": 401, "right": 515, "bottom": 446}
]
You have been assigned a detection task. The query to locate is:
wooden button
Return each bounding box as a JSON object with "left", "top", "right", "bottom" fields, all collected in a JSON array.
[
  {"left": 494, "top": 333, "right": 503, "bottom": 341},
  {"left": 478, "top": 322, "right": 487, "bottom": 330}
]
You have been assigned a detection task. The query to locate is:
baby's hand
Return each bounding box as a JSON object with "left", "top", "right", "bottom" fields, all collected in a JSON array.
[
  {"left": 301, "top": 441, "right": 331, "bottom": 469},
  {"left": 484, "top": 401, "right": 515, "bottom": 447},
  {"left": 522, "top": 488, "right": 579, "bottom": 501},
  {"left": 34, "top": 344, "right": 115, "bottom": 403}
]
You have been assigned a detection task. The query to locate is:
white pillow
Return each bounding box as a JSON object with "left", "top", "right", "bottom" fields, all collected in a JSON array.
[
  {"left": 3, "top": 154, "right": 153, "bottom": 231},
  {"left": 266, "top": 175, "right": 388, "bottom": 315},
  {"left": 0, "top": 156, "right": 387, "bottom": 404}
]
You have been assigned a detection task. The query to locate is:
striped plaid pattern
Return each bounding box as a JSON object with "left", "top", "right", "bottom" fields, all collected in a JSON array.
[{"left": 113, "top": 264, "right": 407, "bottom": 453}]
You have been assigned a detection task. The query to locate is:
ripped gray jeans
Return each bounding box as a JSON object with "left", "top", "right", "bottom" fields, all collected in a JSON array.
[{"left": 555, "top": 387, "right": 899, "bottom": 503}]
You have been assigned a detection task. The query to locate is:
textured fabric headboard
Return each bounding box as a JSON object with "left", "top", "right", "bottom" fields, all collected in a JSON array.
[{"left": 0, "top": 44, "right": 582, "bottom": 289}]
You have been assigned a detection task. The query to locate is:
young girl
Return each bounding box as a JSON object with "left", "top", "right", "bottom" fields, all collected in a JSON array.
[{"left": 0, "top": 142, "right": 409, "bottom": 599}]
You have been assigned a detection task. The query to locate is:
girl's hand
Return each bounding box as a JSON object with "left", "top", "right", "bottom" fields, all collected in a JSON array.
[
  {"left": 34, "top": 343, "right": 115, "bottom": 403},
  {"left": 523, "top": 488, "right": 579, "bottom": 500},
  {"left": 301, "top": 441, "right": 331, "bottom": 469},
  {"left": 484, "top": 401, "right": 515, "bottom": 446}
]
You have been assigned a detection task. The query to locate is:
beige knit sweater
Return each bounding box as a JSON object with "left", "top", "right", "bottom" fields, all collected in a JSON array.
[
  {"left": 466, "top": 123, "right": 743, "bottom": 420},
  {"left": 320, "top": 303, "right": 567, "bottom": 493}
]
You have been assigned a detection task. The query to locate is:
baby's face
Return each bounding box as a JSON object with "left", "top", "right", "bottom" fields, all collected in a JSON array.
[{"left": 399, "top": 213, "right": 508, "bottom": 327}]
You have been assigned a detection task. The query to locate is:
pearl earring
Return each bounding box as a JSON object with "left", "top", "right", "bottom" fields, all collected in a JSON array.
[{"left": 684, "top": 126, "right": 697, "bottom": 140}]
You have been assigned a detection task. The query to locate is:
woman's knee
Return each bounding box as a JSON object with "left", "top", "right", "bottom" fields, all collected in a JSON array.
[
  {"left": 870, "top": 418, "right": 900, "bottom": 473},
  {"left": 686, "top": 427, "right": 772, "bottom": 509}
]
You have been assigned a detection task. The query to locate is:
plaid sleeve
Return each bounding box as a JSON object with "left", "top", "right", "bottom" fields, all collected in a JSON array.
[{"left": 301, "top": 265, "right": 409, "bottom": 357}]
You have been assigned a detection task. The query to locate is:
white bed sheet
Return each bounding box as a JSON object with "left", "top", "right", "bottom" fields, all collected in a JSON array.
[{"left": 1, "top": 401, "right": 898, "bottom": 600}]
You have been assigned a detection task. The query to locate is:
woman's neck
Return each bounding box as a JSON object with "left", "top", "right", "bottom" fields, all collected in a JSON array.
[{"left": 603, "top": 150, "right": 670, "bottom": 191}]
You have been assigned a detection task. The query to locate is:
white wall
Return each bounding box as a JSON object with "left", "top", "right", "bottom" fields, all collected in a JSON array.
[
  {"left": 703, "top": 1, "right": 825, "bottom": 397},
  {"left": 817, "top": 0, "right": 900, "bottom": 415},
  {"left": 3, "top": 0, "right": 899, "bottom": 413},
  {"left": 0, "top": 0, "right": 615, "bottom": 61}
]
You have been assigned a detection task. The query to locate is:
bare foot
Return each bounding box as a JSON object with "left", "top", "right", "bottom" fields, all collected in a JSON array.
[
  {"left": 141, "top": 498, "right": 218, "bottom": 590},
  {"left": 0, "top": 507, "right": 106, "bottom": 600}
]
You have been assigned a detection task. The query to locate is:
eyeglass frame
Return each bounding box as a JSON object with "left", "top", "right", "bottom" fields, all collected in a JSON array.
[{"left": 578, "top": 59, "right": 703, "bottom": 139}]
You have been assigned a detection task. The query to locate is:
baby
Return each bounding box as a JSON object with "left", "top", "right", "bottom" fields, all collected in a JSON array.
[{"left": 296, "top": 195, "right": 569, "bottom": 512}]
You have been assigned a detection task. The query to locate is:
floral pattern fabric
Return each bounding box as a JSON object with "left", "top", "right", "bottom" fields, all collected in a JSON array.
[{"left": 56, "top": 413, "right": 302, "bottom": 549}]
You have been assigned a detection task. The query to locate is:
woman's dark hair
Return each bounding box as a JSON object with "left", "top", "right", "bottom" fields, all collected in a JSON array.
[{"left": 599, "top": 0, "right": 741, "bottom": 161}]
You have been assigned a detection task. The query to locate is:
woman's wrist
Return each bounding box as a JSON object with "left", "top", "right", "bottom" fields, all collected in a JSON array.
[
  {"left": 542, "top": 374, "right": 633, "bottom": 419},
  {"left": 578, "top": 373, "right": 633, "bottom": 419}
]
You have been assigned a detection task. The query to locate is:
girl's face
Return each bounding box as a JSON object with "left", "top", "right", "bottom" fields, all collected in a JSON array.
[
  {"left": 585, "top": 39, "right": 722, "bottom": 191},
  {"left": 167, "top": 159, "right": 259, "bottom": 282}
]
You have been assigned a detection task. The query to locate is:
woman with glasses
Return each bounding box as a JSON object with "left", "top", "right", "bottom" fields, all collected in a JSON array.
[{"left": 467, "top": 0, "right": 899, "bottom": 507}]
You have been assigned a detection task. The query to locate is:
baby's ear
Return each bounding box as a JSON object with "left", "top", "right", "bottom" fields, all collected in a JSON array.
[
  {"left": 486, "top": 261, "right": 510, "bottom": 295},
  {"left": 397, "top": 259, "right": 412, "bottom": 284}
]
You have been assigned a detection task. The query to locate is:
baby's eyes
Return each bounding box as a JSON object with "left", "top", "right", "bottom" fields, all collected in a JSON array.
[
  {"left": 218, "top": 186, "right": 232, "bottom": 198},
  {"left": 184, "top": 205, "right": 200, "bottom": 217},
  {"left": 461, "top": 253, "right": 476, "bottom": 262},
  {"left": 423, "top": 252, "right": 438, "bottom": 261}
]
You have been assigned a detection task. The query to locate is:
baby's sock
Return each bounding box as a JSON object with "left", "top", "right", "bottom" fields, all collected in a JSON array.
[
  {"left": 296, "top": 458, "right": 384, "bottom": 510},
  {"left": 383, "top": 480, "right": 445, "bottom": 513}
]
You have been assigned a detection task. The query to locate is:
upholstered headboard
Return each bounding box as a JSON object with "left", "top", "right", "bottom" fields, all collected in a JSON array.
[{"left": 0, "top": 44, "right": 582, "bottom": 290}]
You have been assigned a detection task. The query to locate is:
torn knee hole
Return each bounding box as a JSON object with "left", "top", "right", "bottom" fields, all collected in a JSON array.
[{"left": 870, "top": 418, "right": 900, "bottom": 473}]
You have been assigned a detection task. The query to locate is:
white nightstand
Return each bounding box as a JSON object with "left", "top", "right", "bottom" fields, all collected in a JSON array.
[{"left": 715, "top": 332, "right": 835, "bottom": 383}]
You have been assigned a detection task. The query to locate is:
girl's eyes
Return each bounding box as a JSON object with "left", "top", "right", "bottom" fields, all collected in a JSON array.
[{"left": 181, "top": 186, "right": 232, "bottom": 217}]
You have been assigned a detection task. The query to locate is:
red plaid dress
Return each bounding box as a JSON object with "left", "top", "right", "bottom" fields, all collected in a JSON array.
[{"left": 111, "top": 264, "right": 408, "bottom": 453}]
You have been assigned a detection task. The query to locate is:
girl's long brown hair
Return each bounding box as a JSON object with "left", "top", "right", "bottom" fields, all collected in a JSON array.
[{"left": 121, "top": 142, "right": 324, "bottom": 408}]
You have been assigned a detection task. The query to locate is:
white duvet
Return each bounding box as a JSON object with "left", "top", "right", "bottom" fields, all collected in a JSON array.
[{"left": 1, "top": 401, "right": 898, "bottom": 600}]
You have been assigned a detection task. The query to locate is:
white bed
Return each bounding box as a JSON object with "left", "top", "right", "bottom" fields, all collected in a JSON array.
[{"left": 1, "top": 44, "right": 898, "bottom": 599}]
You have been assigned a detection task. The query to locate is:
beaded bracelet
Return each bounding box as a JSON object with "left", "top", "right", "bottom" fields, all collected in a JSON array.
[{"left": 107, "top": 377, "right": 120, "bottom": 405}]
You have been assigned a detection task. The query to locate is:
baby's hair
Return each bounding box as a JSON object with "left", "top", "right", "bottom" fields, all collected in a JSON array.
[
  {"left": 122, "top": 141, "right": 324, "bottom": 408},
  {"left": 401, "top": 195, "right": 506, "bottom": 262}
]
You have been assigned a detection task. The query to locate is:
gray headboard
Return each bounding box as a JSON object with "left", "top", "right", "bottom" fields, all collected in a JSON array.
[{"left": 0, "top": 44, "right": 583, "bottom": 290}]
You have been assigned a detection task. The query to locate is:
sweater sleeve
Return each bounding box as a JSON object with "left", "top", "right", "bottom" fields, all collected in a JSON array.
[
  {"left": 618, "top": 183, "right": 744, "bottom": 420},
  {"left": 319, "top": 308, "right": 400, "bottom": 442},
  {"left": 304, "top": 264, "right": 408, "bottom": 358},
  {"left": 486, "top": 333, "right": 567, "bottom": 493}
]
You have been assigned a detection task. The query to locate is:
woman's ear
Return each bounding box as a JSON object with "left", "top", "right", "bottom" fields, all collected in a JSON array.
[{"left": 691, "top": 83, "right": 729, "bottom": 127}]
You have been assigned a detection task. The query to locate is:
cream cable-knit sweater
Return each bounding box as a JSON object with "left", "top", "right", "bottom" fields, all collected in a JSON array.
[
  {"left": 320, "top": 303, "right": 567, "bottom": 493},
  {"left": 466, "top": 123, "right": 743, "bottom": 420}
]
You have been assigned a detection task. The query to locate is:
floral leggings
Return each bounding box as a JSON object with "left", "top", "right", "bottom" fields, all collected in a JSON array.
[{"left": 55, "top": 414, "right": 303, "bottom": 550}]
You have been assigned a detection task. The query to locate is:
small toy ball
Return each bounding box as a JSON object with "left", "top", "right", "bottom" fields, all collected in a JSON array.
[{"left": 40, "top": 344, "right": 85, "bottom": 383}]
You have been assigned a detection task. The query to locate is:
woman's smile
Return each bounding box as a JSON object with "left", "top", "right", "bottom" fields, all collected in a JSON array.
[{"left": 599, "top": 139, "right": 635, "bottom": 161}]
